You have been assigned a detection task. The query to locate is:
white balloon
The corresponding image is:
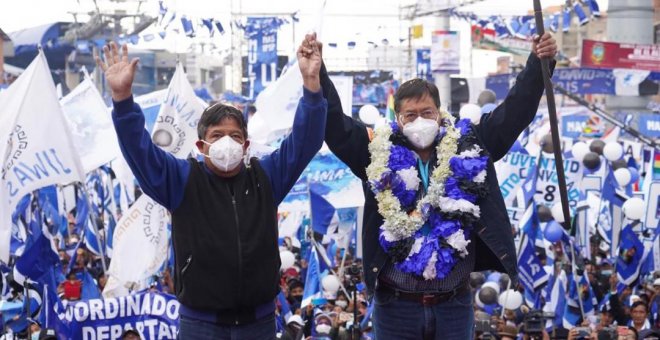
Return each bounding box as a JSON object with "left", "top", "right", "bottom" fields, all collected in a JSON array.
[
  {"left": 482, "top": 281, "right": 500, "bottom": 293},
  {"left": 459, "top": 103, "right": 482, "bottom": 125},
  {"left": 321, "top": 274, "right": 341, "bottom": 293},
  {"left": 603, "top": 142, "right": 624, "bottom": 161},
  {"left": 622, "top": 197, "right": 645, "bottom": 220},
  {"left": 614, "top": 168, "right": 632, "bottom": 187},
  {"left": 475, "top": 291, "right": 485, "bottom": 308},
  {"left": 498, "top": 290, "right": 523, "bottom": 310},
  {"left": 571, "top": 142, "right": 590, "bottom": 162},
  {"left": 551, "top": 203, "right": 566, "bottom": 223},
  {"left": 359, "top": 105, "right": 380, "bottom": 125},
  {"left": 280, "top": 250, "right": 296, "bottom": 271}
]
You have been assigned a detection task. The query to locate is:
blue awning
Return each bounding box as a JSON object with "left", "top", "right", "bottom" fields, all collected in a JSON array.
[
  {"left": 6, "top": 22, "right": 74, "bottom": 70},
  {"left": 9, "top": 22, "right": 63, "bottom": 55}
]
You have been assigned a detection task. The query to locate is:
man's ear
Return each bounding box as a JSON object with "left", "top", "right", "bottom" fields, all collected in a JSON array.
[
  {"left": 195, "top": 140, "right": 205, "bottom": 155},
  {"left": 244, "top": 139, "right": 251, "bottom": 150}
]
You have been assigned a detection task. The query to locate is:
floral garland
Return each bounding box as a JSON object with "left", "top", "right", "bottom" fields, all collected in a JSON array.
[{"left": 367, "top": 114, "right": 490, "bottom": 280}]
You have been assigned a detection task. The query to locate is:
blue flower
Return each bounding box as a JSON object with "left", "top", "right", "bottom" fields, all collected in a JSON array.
[
  {"left": 390, "top": 174, "right": 417, "bottom": 209},
  {"left": 455, "top": 119, "right": 472, "bottom": 136},
  {"left": 449, "top": 156, "right": 488, "bottom": 179},
  {"left": 435, "top": 247, "right": 457, "bottom": 279},
  {"left": 444, "top": 177, "right": 477, "bottom": 202},
  {"left": 379, "top": 230, "right": 395, "bottom": 250},
  {"left": 396, "top": 237, "right": 437, "bottom": 276},
  {"left": 388, "top": 145, "right": 416, "bottom": 172},
  {"left": 390, "top": 121, "right": 400, "bottom": 133},
  {"left": 429, "top": 213, "right": 460, "bottom": 238}
]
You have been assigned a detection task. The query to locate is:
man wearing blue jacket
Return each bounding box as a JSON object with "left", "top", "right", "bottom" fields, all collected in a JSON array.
[
  {"left": 307, "top": 32, "right": 557, "bottom": 338},
  {"left": 95, "top": 40, "right": 326, "bottom": 339}
]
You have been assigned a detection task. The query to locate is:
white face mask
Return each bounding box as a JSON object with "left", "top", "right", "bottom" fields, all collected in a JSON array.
[
  {"left": 203, "top": 136, "right": 245, "bottom": 172},
  {"left": 31, "top": 332, "right": 40, "bottom": 340},
  {"left": 402, "top": 117, "right": 439, "bottom": 149},
  {"left": 335, "top": 300, "right": 348, "bottom": 308},
  {"left": 316, "top": 324, "right": 332, "bottom": 334}
]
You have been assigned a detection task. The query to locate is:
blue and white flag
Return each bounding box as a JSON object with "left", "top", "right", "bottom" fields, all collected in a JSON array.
[
  {"left": 0, "top": 51, "right": 86, "bottom": 262},
  {"left": 616, "top": 224, "right": 646, "bottom": 285},
  {"left": 301, "top": 247, "right": 322, "bottom": 308},
  {"left": 518, "top": 235, "right": 549, "bottom": 293},
  {"left": 310, "top": 185, "right": 337, "bottom": 235},
  {"left": 13, "top": 224, "right": 60, "bottom": 285},
  {"left": 543, "top": 270, "right": 567, "bottom": 330}
]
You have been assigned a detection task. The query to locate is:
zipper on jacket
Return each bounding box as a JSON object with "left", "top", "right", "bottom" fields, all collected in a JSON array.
[
  {"left": 180, "top": 255, "right": 192, "bottom": 296},
  {"left": 230, "top": 191, "right": 243, "bottom": 324}
]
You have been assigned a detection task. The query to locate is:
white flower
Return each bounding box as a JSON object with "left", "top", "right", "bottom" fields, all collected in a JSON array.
[
  {"left": 474, "top": 169, "right": 487, "bottom": 183},
  {"left": 435, "top": 196, "right": 481, "bottom": 218},
  {"left": 409, "top": 237, "right": 424, "bottom": 256},
  {"left": 396, "top": 167, "right": 421, "bottom": 191},
  {"left": 422, "top": 250, "right": 438, "bottom": 280},
  {"left": 380, "top": 224, "right": 399, "bottom": 242},
  {"left": 458, "top": 145, "right": 483, "bottom": 158},
  {"left": 446, "top": 231, "right": 471, "bottom": 258}
]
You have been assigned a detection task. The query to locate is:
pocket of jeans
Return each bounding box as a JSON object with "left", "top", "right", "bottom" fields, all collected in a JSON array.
[
  {"left": 374, "top": 288, "right": 396, "bottom": 306},
  {"left": 451, "top": 290, "right": 473, "bottom": 307}
]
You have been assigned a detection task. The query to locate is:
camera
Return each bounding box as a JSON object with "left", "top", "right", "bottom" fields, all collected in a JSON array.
[
  {"left": 523, "top": 310, "right": 554, "bottom": 337},
  {"left": 574, "top": 327, "right": 591, "bottom": 339}
]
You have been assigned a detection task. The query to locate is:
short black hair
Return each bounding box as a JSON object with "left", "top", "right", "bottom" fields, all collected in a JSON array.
[
  {"left": 477, "top": 89, "right": 497, "bottom": 106},
  {"left": 197, "top": 103, "right": 247, "bottom": 140},
  {"left": 394, "top": 78, "right": 441, "bottom": 114},
  {"left": 631, "top": 301, "right": 648, "bottom": 313}
]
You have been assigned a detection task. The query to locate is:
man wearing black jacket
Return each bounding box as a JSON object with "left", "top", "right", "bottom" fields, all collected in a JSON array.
[
  {"left": 97, "top": 38, "right": 326, "bottom": 339},
  {"left": 306, "top": 32, "right": 556, "bottom": 338}
]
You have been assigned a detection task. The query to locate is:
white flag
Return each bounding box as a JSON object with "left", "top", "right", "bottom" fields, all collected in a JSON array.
[
  {"left": 0, "top": 51, "right": 85, "bottom": 262},
  {"left": 60, "top": 75, "right": 121, "bottom": 173},
  {"left": 151, "top": 63, "right": 206, "bottom": 158},
  {"left": 613, "top": 68, "right": 650, "bottom": 96},
  {"left": 103, "top": 195, "right": 169, "bottom": 298}
]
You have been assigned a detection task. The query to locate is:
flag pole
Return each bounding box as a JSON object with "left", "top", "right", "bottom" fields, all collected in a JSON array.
[
  {"left": 531, "top": 1, "right": 573, "bottom": 243},
  {"left": 533, "top": 1, "right": 586, "bottom": 322}
]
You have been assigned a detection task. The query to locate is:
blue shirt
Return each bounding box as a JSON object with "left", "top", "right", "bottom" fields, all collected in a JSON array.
[{"left": 111, "top": 87, "right": 327, "bottom": 211}]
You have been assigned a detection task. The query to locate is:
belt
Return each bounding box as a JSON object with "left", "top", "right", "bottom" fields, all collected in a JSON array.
[
  {"left": 378, "top": 281, "right": 471, "bottom": 306},
  {"left": 179, "top": 301, "right": 275, "bottom": 326}
]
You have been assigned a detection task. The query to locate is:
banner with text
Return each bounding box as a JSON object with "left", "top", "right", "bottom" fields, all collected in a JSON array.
[
  {"left": 245, "top": 17, "right": 279, "bottom": 99},
  {"left": 431, "top": 31, "right": 460, "bottom": 73},
  {"left": 54, "top": 291, "right": 179, "bottom": 340},
  {"left": 582, "top": 39, "right": 660, "bottom": 71}
]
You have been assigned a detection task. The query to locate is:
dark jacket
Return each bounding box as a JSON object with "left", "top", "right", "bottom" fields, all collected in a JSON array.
[
  {"left": 319, "top": 54, "right": 554, "bottom": 294},
  {"left": 111, "top": 89, "right": 327, "bottom": 314}
]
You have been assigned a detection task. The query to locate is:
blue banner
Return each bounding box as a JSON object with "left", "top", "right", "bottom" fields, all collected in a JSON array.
[
  {"left": 246, "top": 17, "right": 279, "bottom": 99},
  {"left": 416, "top": 49, "right": 432, "bottom": 81},
  {"left": 551, "top": 68, "right": 614, "bottom": 95},
  {"left": 561, "top": 114, "right": 590, "bottom": 139},
  {"left": 485, "top": 74, "right": 512, "bottom": 100},
  {"left": 639, "top": 113, "right": 660, "bottom": 138},
  {"left": 53, "top": 291, "right": 179, "bottom": 340}
]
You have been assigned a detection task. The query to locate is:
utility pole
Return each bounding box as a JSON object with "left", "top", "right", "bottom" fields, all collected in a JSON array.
[{"left": 434, "top": 11, "right": 452, "bottom": 111}]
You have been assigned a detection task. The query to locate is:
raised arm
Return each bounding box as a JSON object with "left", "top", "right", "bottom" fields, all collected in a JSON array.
[
  {"left": 318, "top": 57, "right": 370, "bottom": 181},
  {"left": 96, "top": 42, "right": 189, "bottom": 210},
  {"left": 476, "top": 33, "right": 557, "bottom": 162},
  {"left": 259, "top": 34, "right": 328, "bottom": 205}
]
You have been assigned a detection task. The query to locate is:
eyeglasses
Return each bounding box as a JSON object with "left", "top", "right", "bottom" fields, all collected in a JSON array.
[{"left": 398, "top": 109, "right": 439, "bottom": 124}]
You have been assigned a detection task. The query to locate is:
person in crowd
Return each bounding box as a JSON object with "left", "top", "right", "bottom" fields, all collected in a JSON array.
[
  {"left": 499, "top": 324, "right": 519, "bottom": 340},
  {"left": 288, "top": 278, "right": 305, "bottom": 310},
  {"left": 307, "top": 28, "right": 557, "bottom": 338},
  {"left": 121, "top": 329, "right": 141, "bottom": 340},
  {"left": 58, "top": 272, "right": 81, "bottom": 301},
  {"left": 477, "top": 89, "right": 497, "bottom": 108},
  {"left": 95, "top": 36, "right": 326, "bottom": 339},
  {"left": 281, "top": 315, "right": 305, "bottom": 340}
]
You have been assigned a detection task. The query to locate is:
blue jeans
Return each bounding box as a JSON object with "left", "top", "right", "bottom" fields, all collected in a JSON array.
[
  {"left": 178, "top": 313, "right": 276, "bottom": 340},
  {"left": 373, "top": 287, "right": 474, "bottom": 340}
]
